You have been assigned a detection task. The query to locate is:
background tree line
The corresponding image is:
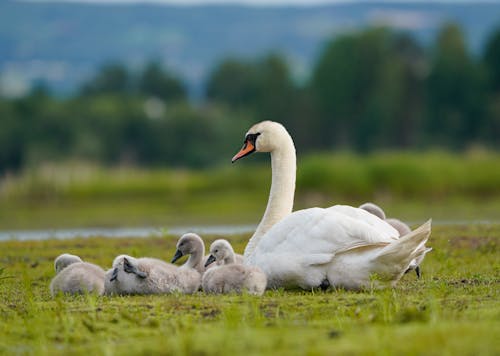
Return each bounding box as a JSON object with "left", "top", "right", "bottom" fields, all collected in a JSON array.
[{"left": 0, "top": 23, "right": 499, "bottom": 173}]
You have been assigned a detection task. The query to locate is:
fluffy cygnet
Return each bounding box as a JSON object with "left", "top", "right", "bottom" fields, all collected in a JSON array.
[
  {"left": 50, "top": 254, "right": 105, "bottom": 296},
  {"left": 105, "top": 249, "right": 201, "bottom": 295},
  {"left": 359, "top": 202, "right": 412, "bottom": 236},
  {"left": 54, "top": 253, "right": 83, "bottom": 273},
  {"left": 202, "top": 239, "right": 266, "bottom": 295},
  {"left": 386, "top": 217, "right": 412, "bottom": 236},
  {"left": 171, "top": 233, "right": 206, "bottom": 274},
  {"left": 358, "top": 202, "right": 386, "bottom": 220}
]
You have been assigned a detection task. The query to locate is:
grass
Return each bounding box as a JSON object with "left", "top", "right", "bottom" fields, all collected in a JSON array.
[
  {"left": 1, "top": 150, "right": 500, "bottom": 229},
  {"left": 0, "top": 224, "right": 499, "bottom": 355}
]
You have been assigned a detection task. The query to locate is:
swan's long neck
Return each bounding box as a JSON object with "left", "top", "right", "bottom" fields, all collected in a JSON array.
[{"left": 244, "top": 136, "right": 296, "bottom": 259}]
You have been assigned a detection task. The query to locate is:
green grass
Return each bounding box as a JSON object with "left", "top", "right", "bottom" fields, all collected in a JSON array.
[
  {"left": 0, "top": 224, "right": 499, "bottom": 355},
  {"left": 1, "top": 150, "right": 500, "bottom": 229}
]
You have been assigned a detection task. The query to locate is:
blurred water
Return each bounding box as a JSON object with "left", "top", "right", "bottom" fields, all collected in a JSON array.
[
  {"left": 0, "top": 225, "right": 256, "bottom": 241},
  {"left": 0, "top": 220, "right": 498, "bottom": 242}
]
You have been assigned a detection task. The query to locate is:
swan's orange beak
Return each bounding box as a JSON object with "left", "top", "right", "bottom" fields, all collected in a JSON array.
[{"left": 232, "top": 140, "right": 255, "bottom": 163}]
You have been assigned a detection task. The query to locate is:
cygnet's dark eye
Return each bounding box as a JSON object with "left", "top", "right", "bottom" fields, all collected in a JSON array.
[{"left": 214, "top": 249, "right": 219, "bottom": 253}]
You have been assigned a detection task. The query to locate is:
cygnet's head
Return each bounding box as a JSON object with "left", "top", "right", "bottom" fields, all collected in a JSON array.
[
  {"left": 109, "top": 255, "right": 147, "bottom": 283},
  {"left": 359, "top": 202, "right": 386, "bottom": 220},
  {"left": 171, "top": 233, "right": 204, "bottom": 264},
  {"left": 54, "top": 253, "right": 83, "bottom": 273},
  {"left": 205, "top": 239, "right": 234, "bottom": 267},
  {"left": 232, "top": 121, "right": 292, "bottom": 162}
]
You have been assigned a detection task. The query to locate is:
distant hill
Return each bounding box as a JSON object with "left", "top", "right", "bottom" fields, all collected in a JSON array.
[{"left": 1, "top": 1, "right": 499, "bottom": 97}]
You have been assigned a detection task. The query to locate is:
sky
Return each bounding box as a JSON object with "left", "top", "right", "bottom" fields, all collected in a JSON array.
[{"left": 24, "top": 0, "right": 498, "bottom": 5}]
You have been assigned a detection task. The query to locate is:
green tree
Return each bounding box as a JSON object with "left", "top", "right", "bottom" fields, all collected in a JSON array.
[
  {"left": 205, "top": 54, "right": 295, "bottom": 121},
  {"left": 425, "top": 23, "right": 486, "bottom": 148},
  {"left": 81, "top": 63, "right": 131, "bottom": 95},
  {"left": 138, "top": 61, "right": 187, "bottom": 102},
  {"left": 311, "top": 28, "right": 425, "bottom": 151},
  {"left": 483, "top": 27, "right": 500, "bottom": 145},
  {"left": 205, "top": 58, "right": 258, "bottom": 110}
]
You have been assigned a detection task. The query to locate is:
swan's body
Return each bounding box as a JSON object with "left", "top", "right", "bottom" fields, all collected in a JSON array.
[
  {"left": 202, "top": 240, "right": 267, "bottom": 295},
  {"left": 50, "top": 254, "right": 105, "bottom": 296},
  {"left": 233, "top": 121, "right": 432, "bottom": 290},
  {"left": 105, "top": 253, "right": 200, "bottom": 295},
  {"left": 359, "top": 202, "right": 412, "bottom": 236},
  {"left": 359, "top": 202, "right": 421, "bottom": 277}
]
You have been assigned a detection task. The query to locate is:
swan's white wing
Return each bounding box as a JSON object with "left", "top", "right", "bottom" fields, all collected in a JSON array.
[
  {"left": 326, "top": 205, "right": 399, "bottom": 239},
  {"left": 254, "top": 206, "right": 398, "bottom": 262}
]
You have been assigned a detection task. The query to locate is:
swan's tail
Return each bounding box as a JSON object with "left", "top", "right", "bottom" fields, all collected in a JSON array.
[{"left": 372, "top": 219, "right": 432, "bottom": 285}]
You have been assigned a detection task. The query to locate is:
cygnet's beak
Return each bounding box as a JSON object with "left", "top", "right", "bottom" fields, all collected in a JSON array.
[
  {"left": 171, "top": 249, "right": 183, "bottom": 264},
  {"left": 110, "top": 267, "right": 118, "bottom": 282},
  {"left": 204, "top": 255, "right": 216, "bottom": 267},
  {"left": 232, "top": 139, "right": 255, "bottom": 163}
]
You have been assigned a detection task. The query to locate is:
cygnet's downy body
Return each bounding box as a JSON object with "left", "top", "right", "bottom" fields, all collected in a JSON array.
[
  {"left": 50, "top": 254, "right": 105, "bottom": 296},
  {"left": 358, "top": 202, "right": 411, "bottom": 235},
  {"left": 105, "top": 246, "right": 201, "bottom": 295},
  {"left": 202, "top": 239, "right": 267, "bottom": 295}
]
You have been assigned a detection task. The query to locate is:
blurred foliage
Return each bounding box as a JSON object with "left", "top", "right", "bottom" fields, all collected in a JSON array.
[
  {"left": 2, "top": 151, "right": 499, "bottom": 203},
  {"left": 0, "top": 25, "right": 499, "bottom": 173},
  {"left": 1, "top": 151, "right": 499, "bottom": 229}
]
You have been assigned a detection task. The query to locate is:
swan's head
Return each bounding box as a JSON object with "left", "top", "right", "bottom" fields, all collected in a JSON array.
[
  {"left": 205, "top": 239, "right": 234, "bottom": 267},
  {"left": 54, "top": 253, "right": 83, "bottom": 273},
  {"left": 172, "top": 233, "right": 204, "bottom": 263},
  {"left": 232, "top": 121, "right": 291, "bottom": 162}
]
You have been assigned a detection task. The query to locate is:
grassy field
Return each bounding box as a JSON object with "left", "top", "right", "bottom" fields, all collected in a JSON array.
[
  {"left": 1, "top": 150, "right": 500, "bottom": 229},
  {"left": 0, "top": 223, "right": 498, "bottom": 355}
]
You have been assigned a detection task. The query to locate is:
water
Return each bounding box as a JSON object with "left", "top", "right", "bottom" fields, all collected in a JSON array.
[
  {"left": 0, "top": 225, "right": 256, "bottom": 242},
  {"left": 0, "top": 220, "right": 496, "bottom": 242}
]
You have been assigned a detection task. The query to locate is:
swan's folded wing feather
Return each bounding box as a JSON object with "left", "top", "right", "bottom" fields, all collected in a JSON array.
[
  {"left": 327, "top": 205, "right": 399, "bottom": 239},
  {"left": 255, "top": 207, "right": 398, "bottom": 257}
]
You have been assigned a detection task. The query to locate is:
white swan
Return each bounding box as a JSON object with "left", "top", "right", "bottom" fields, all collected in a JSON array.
[
  {"left": 105, "top": 252, "right": 201, "bottom": 295},
  {"left": 202, "top": 239, "right": 267, "bottom": 295},
  {"left": 359, "top": 202, "right": 411, "bottom": 236},
  {"left": 359, "top": 202, "right": 425, "bottom": 277},
  {"left": 232, "top": 121, "right": 432, "bottom": 290},
  {"left": 50, "top": 254, "right": 105, "bottom": 296}
]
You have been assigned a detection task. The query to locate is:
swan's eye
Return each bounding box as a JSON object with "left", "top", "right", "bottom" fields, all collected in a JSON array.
[
  {"left": 214, "top": 249, "right": 219, "bottom": 253},
  {"left": 245, "top": 133, "right": 261, "bottom": 145}
]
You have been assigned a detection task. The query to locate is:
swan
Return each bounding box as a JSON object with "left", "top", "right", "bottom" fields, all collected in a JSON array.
[
  {"left": 202, "top": 239, "right": 267, "bottom": 295},
  {"left": 105, "top": 252, "right": 200, "bottom": 295},
  {"left": 359, "top": 202, "right": 411, "bottom": 236},
  {"left": 359, "top": 202, "right": 423, "bottom": 277},
  {"left": 50, "top": 254, "right": 105, "bottom": 296},
  {"left": 232, "top": 121, "right": 432, "bottom": 290}
]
